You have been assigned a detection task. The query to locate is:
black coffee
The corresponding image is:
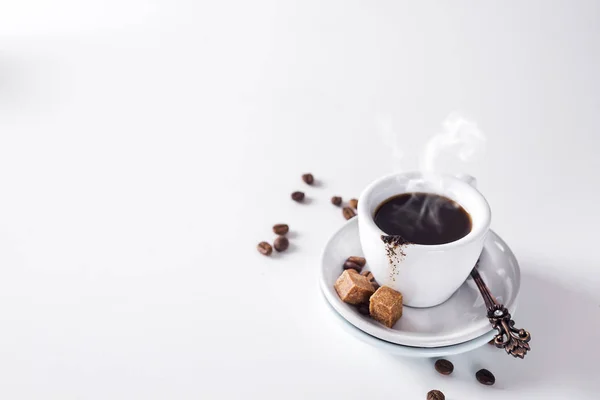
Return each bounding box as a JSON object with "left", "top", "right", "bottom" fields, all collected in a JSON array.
[{"left": 374, "top": 193, "right": 472, "bottom": 245}]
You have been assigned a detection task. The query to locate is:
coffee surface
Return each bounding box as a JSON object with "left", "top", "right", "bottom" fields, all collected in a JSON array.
[{"left": 374, "top": 193, "right": 471, "bottom": 245}]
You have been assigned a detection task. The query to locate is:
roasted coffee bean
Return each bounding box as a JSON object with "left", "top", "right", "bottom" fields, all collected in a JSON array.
[
  {"left": 291, "top": 191, "right": 305, "bottom": 202},
  {"left": 347, "top": 256, "right": 366, "bottom": 267},
  {"left": 360, "top": 270, "right": 379, "bottom": 290},
  {"left": 434, "top": 359, "right": 454, "bottom": 375},
  {"left": 476, "top": 369, "right": 495, "bottom": 385},
  {"left": 427, "top": 390, "right": 445, "bottom": 400},
  {"left": 302, "top": 173, "right": 314, "bottom": 185},
  {"left": 257, "top": 242, "right": 273, "bottom": 256},
  {"left": 349, "top": 198, "right": 358, "bottom": 209},
  {"left": 272, "top": 224, "right": 289, "bottom": 235},
  {"left": 343, "top": 260, "right": 362, "bottom": 272},
  {"left": 274, "top": 236, "right": 289, "bottom": 252},
  {"left": 343, "top": 207, "right": 356, "bottom": 220},
  {"left": 331, "top": 196, "right": 342, "bottom": 206},
  {"left": 357, "top": 304, "right": 370, "bottom": 316},
  {"left": 360, "top": 270, "right": 374, "bottom": 281}
]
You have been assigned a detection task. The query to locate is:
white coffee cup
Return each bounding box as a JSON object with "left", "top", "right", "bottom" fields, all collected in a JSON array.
[{"left": 357, "top": 172, "right": 491, "bottom": 308}]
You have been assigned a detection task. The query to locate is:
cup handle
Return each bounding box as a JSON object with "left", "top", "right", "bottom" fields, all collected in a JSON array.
[{"left": 454, "top": 173, "right": 477, "bottom": 188}]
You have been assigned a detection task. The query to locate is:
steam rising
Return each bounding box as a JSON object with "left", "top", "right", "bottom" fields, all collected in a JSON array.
[
  {"left": 420, "top": 113, "right": 486, "bottom": 175},
  {"left": 377, "top": 115, "right": 404, "bottom": 172},
  {"left": 378, "top": 113, "right": 486, "bottom": 237}
]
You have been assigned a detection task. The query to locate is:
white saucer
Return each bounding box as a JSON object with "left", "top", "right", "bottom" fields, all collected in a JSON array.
[
  {"left": 320, "top": 218, "right": 520, "bottom": 348},
  {"left": 322, "top": 291, "right": 496, "bottom": 357}
]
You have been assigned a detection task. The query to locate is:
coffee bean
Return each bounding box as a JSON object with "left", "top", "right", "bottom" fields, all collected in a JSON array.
[
  {"left": 476, "top": 369, "right": 495, "bottom": 385},
  {"left": 488, "top": 338, "right": 496, "bottom": 345},
  {"left": 360, "top": 270, "right": 374, "bottom": 281},
  {"left": 360, "top": 270, "right": 379, "bottom": 289},
  {"left": 427, "top": 390, "right": 445, "bottom": 400},
  {"left": 343, "top": 207, "right": 356, "bottom": 220},
  {"left": 434, "top": 359, "right": 454, "bottom": 375},
  {"left": 291, "top": 191, "right": 305, "bottom": 202},
  {"left": 357, "top": 304, "right": 370, "bottom": 316},
  {"left": 347, "top": 256, "right": 366, "bottom": 267},
  {"left": 273, "top": 236, "right": 289, "bottom": 252},
  {"left": 331, "top": 196, "right": 342, "bottom": 206},
  {"left": 343, "top": 260, "right": 362, "bottom": 272},
  {"left": 257, "top": 242, "right": 273, "bottom": 256},
  {"left": 302, "top": 173, "right": 314, "bottom": 185},
  {"left": 272, "top": 224, "right": 289, "bottom": 235},
  {"left": 349, "top": 198, "right": 358, "bottom": 209},
  {"left": 360, "top": 271, "right": 379, "bottom": 290}
]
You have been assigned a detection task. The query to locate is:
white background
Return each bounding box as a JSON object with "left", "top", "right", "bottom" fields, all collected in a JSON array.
[{"left": 1, "top": 1, "right": 599, "bottom": 399}]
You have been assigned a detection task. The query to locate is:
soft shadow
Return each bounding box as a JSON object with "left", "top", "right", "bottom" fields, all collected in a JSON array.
[
  {"left": 447, "top": 270, "right": 599, "bottom": 394},
  {"left": 270, "top": 242, "right": 299, "bottom": 259},
  {"left": 379, "top": 269, "right": 598, "bottom": 396},
  {"left": 482, "top": 270, "right": 599, "bottom": 393},
  {"left": 311, "top": 179, "right": 325, "bottom": 188},
  {"left": 283, "top": 241, "right": 299, "bottom": 255},
  {"left": 0, "top": 55, "right": 58, "bottom": 112}
]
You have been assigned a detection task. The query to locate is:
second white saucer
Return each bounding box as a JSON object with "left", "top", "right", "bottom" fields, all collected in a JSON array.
[
  {"left": 322, "top": 291, "right": 496, "bottom": 357},
  {"left": 319, "top": 218, "right": 520, "bottom": 348}
]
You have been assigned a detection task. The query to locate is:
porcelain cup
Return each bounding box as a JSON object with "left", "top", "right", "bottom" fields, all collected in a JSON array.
[{"left": 357, "top": 172, "right": 491, "bottom": 308}]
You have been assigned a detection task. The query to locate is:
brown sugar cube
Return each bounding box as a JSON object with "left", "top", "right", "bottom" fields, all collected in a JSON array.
[
  {"left": 369, "top": 286, "right": 403, "bottom": 328},
  {"left": 334, "top": 270, "right": 375, "bottom": 305}
]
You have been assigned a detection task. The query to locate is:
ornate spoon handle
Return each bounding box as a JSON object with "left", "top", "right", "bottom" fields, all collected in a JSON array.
[{"left": 470, "top": 261, "right": 532, "bottom": 358}]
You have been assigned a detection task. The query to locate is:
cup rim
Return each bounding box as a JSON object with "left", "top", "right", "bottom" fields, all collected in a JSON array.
[{"left": 357, "top": 171, "right": 491, "bottom": 250}]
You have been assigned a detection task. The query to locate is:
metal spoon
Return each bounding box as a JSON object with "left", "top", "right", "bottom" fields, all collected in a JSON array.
[{"left": 470, "top": 259, "right": 532, "bottom": 358}]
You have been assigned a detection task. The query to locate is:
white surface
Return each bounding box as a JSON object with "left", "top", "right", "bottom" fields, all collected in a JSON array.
[
  {"left": 357, "top": 172, "right": 492, "bottom": 307},
  {"left": 321, "top": 218, "right": 519, "bottom": 347},
  {"left": 322, "top": 292, "right": 497, "bottom": 357},
  {"left": 1, "top": 1, "right": 599, "bottom": 399}
]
